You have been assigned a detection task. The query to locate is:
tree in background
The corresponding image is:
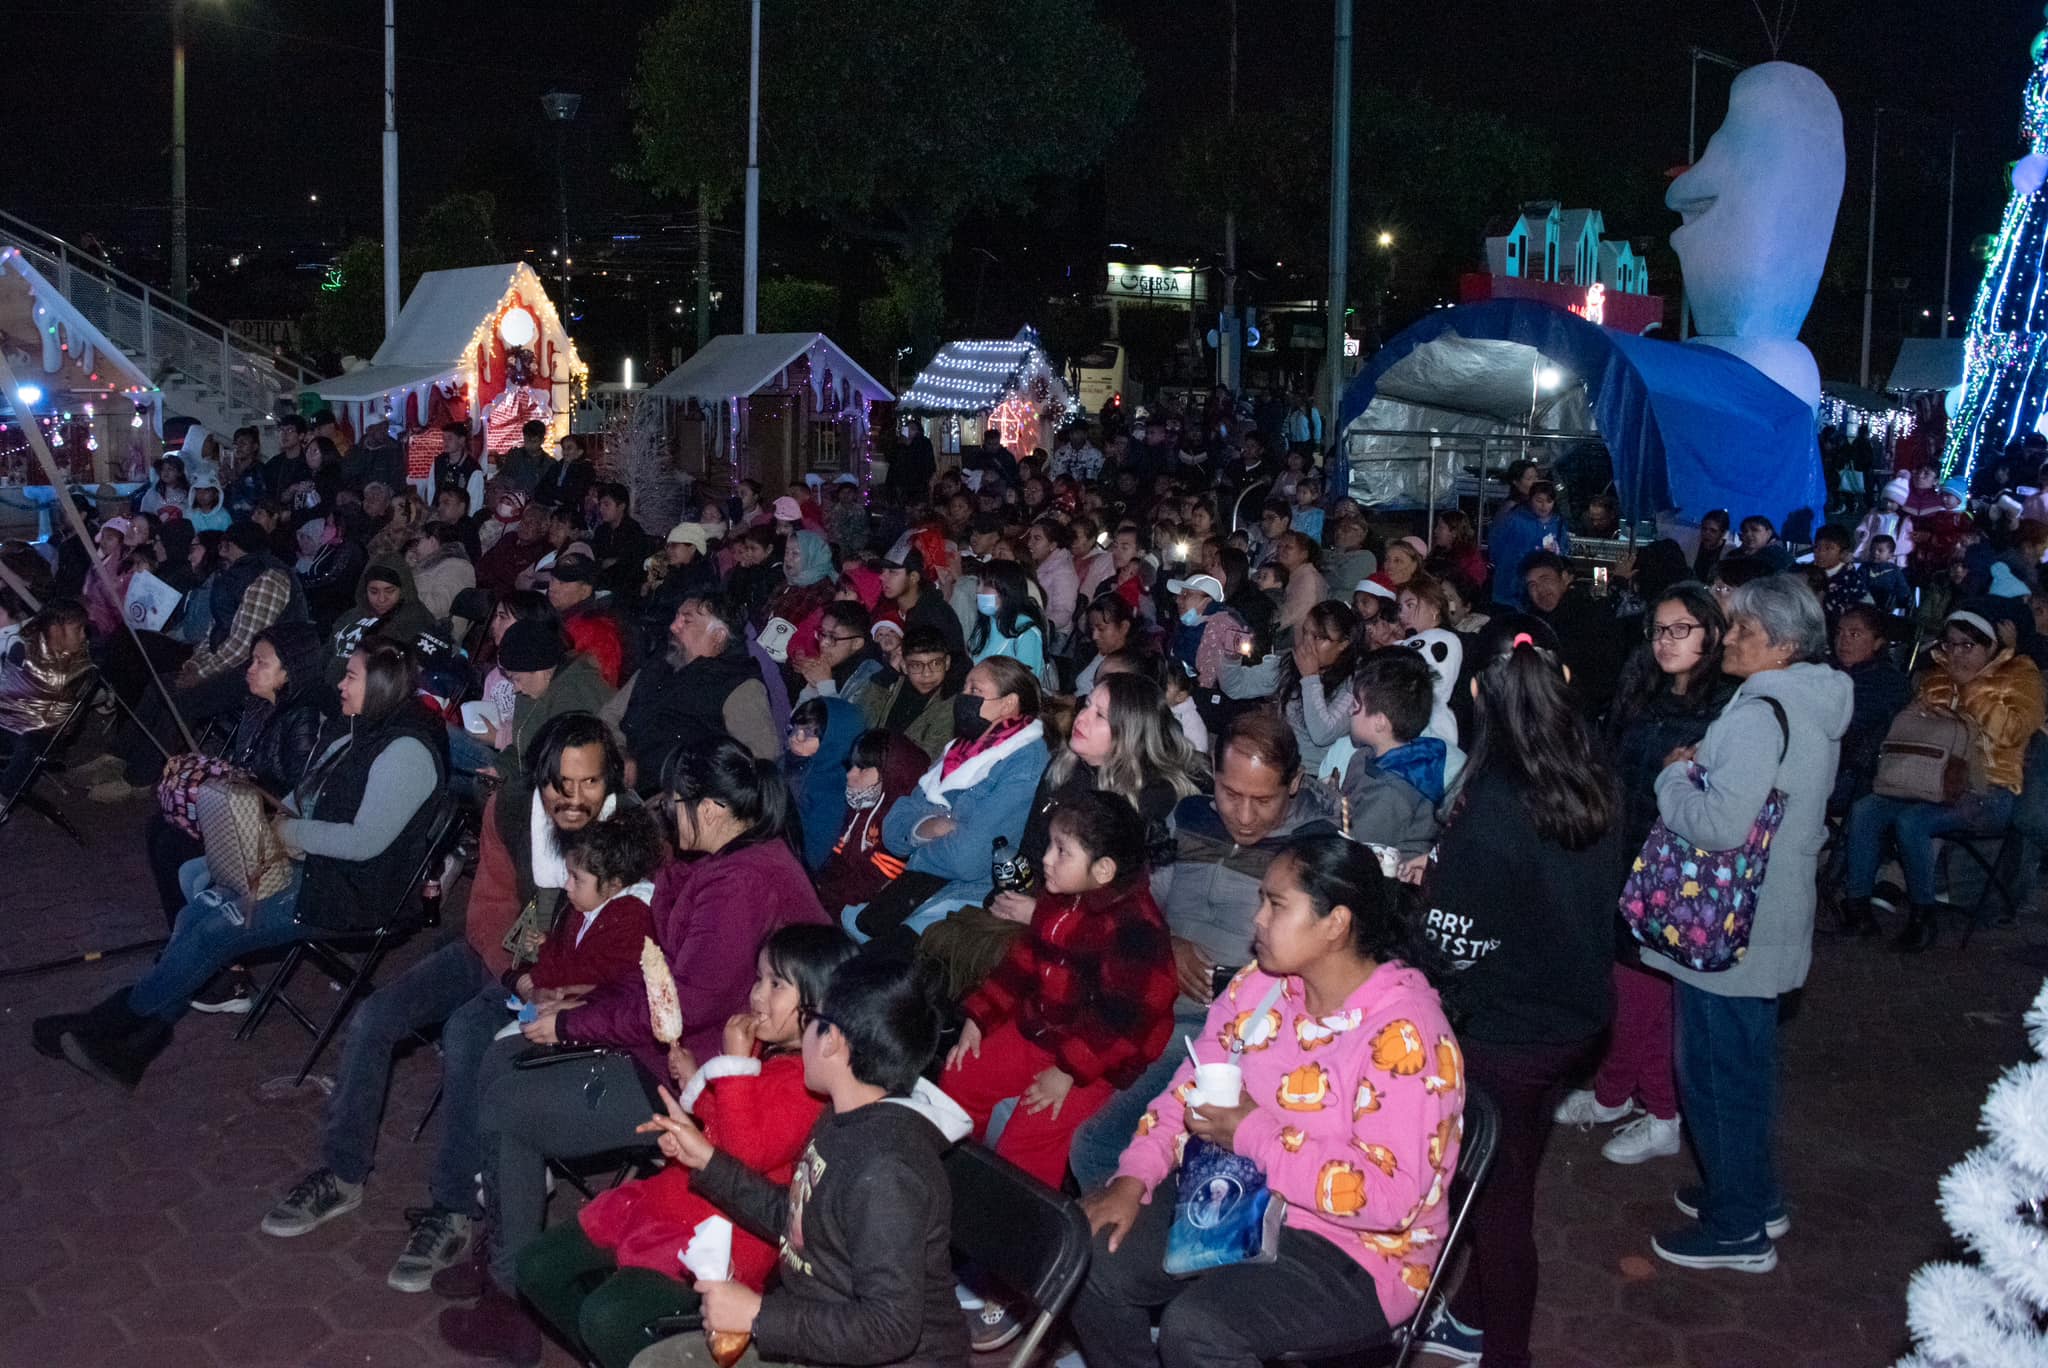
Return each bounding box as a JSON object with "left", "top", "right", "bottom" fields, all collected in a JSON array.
[
  {"left": 307, "top": 192, "right": 501, "bottom": 361},
  {"left": 758, "top": 278, "right": 842, "bottom": 335},
  {"left": 629, "top": 0, "right": 1139, "bottom": 372},
  {"left": 1943, "top": 41, "right": 2048, "bottom": 483}
]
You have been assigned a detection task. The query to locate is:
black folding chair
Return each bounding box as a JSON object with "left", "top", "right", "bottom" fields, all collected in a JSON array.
[
  {"left": 236, "top": 795, "right": 462, "bottom": 1085},
  {"left": 0, "top": 671, "right": 102, "bottom": 846},
  {"left": 1274, "top": 1085, "right": 1501, "bottom": 1367},
  {"left": 944, "top": 1142, "right": 1092, "bottom": 1368}
]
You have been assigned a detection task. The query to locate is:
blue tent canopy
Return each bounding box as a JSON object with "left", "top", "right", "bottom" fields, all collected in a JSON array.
[{"left": 1334, "top": 299, "right": 1824, "bottom": 530}]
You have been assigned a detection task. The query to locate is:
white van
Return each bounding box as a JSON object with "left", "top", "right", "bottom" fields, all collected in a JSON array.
[{"left": 1072, "top": 342, "right": 1126, "bottom": 418}]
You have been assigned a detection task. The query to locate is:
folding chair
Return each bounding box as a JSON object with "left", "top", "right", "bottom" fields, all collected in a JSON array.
[
  {"left": 944, "top": 1142, "right": 1092, "bottom": 1368},
  {"left": 1941, "top": 828, "right": 2018, "bottom": 947},
  {"left": 1274, "top": 1085, "right": 1500, "bottom": 1368},
  {"left": 236, "top": 795, "right": 462, "bottom": 1085},
  {"left": 0, "top": 671, "right": 103, "bottom": 846}
]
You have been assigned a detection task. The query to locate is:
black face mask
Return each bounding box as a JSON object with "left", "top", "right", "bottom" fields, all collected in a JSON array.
[{"left": 953, "top": 693, "right": 990, "bottom": 741}]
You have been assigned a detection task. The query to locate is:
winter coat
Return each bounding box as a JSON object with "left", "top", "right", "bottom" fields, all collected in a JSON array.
[
  {"left": 524, "top": 885, "right": 655, "bottom": 994},
  {"left": 815, "top": 734, "right": 930, "bottom": 915},
  {"left": 788, "top": 696, "right": 863, "bottom": 871},
  {"left": 1115, "top": 962, "right": 1463, "bottom": 1328},
  {"left": 691, "top": 1084, "right": 974, "bottom": 1368},
  {"left": 1486, "top": 504, "right": 1570, "bottom": 608},
  {"left": 409, "top": 544, "right": 476, "bottom": 626},
  {"left": 576, "top": 1051, "right": 824, "bottom": 1286},
  {"left": 1338, "top": 744, "right": 1444, "bottom": 858},
  {"left": 503, "top": 651, "right": 616, "bottom": 786},
  {"left": 1654, "top": 662, "right": 1853, "bottom": 998},
  {"left": 1606, "top": 669, "right": 1738, "bottom": 848},
  {"left": 962, "top": 877, "right": 1177, "bottom": 1089},
  {"left": 0, "top": 626, "right": 90, "bottom": 734},
  {"left": 881, "top": 720, "right": 1050, "bottom": 921},
  {"left": 559, "top": 837, "right": 829, "bottom": 1074},
  {"left": 1153, "top": 790, "right": 1338, "bottom": 996},
  {"left": 858, "top": 675, "right": 955, "bottom": 760},
  {"left": 1916, "top": 649, "right": 2048, "bottom": 795}
]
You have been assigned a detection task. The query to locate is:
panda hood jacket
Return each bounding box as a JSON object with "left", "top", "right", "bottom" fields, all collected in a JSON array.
[{"left": 1113, "top": 961, "right": 1464, "bottom": 1328}]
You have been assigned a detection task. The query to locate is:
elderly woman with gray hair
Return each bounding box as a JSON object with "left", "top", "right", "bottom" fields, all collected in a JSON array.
[{"left": 1643, "top": 574, "right": 1850, "bottom": 1276}]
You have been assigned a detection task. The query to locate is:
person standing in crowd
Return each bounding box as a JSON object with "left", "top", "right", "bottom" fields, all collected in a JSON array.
[
  {"left": 1651, "top": 576, "right": 1849, "bottom": 1272},
  {"left": 1556, "top": 585, "right": 1735, "bottom": 1166},
  {"left": 1413, "top": 615, "right": 1623, "bottom": 1368}
]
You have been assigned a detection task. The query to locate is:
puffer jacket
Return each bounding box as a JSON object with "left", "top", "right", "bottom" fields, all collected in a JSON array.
[
  {"left": 1918, "top": 649, "right": 2048, "bottom": 795},
  {"left": 226, "top": 621, "right": 331, "bottom": 797}
]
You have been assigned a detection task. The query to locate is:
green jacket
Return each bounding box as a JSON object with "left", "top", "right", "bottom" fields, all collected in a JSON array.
[
  {"left": 859, "top": 675, "right": 954, "bottom": 761},
  {"left": 502, "top": 651, "right": 616, "bottom": 786}
]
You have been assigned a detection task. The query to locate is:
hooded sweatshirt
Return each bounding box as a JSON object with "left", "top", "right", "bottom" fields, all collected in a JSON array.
[
  {"left": 1115, "top": 962, "right": 1464, "bottom": 1328},
  {"left": 788, "top": 696, "right": 864, "bottom": 871},
  {"left": 1154, "top": 790, "right": 1339, "bottom": 998},
  {"left": 816, "top": 734, "right": 931, "bottom": 915},
  {"left": 327, "top": 556, "right": 436, "bottom": 680},
  {"left": 691, "top": 1079, "right": 973, "bottom": 1368},
  {"left": 1653, "top": 661, "right": 1853, "bottom": 998}
]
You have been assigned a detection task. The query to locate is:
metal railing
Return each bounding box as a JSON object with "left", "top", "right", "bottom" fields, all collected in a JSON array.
[{"left": 0, "top": 210, "right": 319, "bottom": 424}]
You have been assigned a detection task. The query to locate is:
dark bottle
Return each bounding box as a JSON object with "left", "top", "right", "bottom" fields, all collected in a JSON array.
[{"left": 990, "top": 836, "right": 1032, "bottom": 895}]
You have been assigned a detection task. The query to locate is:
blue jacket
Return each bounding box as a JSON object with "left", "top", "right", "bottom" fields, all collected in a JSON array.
[
  {"left": 881, "top": 720, "right": 1050, "bottom": 929},
  {"left": 1487, "top": 504, "right": 1570, "bottom": 609},
  {"left": 791, "top": 696, "right": 863, "bottom": 871}
]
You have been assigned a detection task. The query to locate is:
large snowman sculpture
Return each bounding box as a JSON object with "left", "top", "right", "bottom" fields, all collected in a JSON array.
[{"left": 1666, "top": 62, "right": 1845, "bottom": 412}]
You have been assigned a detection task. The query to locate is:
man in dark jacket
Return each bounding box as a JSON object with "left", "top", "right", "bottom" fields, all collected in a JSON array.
[
  {"left": 530, "top": 432, "right": 596, "bottom": 512},
  {"left": 1523, "top": 551, "right": 1625, "bottom": 720},
  {"left": 615, "top": 591, "right": 779, "bottom": 787},
  {"left": 493, "top": 420, "right": 551, "bottom": 497},
  {"left": 1828, "top": 603, "right": 1910, "bottom": 817},
  {"left": 591, "top": 482, "right": 658, "bottom": 602}
]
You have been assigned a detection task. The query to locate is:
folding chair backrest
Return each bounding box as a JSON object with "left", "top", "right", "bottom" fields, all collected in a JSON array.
[
  {"left": 943, "top": 1143, "right": 1091, "bottom": 1366},
  {"left": 387, "top": 794, "right": 460, "bottom": 927},
  {"left": 1391, "top": 1085, "right": 1501, "bottom": 1364}
]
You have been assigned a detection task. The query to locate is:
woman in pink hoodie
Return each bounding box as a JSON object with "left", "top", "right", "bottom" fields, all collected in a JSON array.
[{"left": 1071, "top": 833, "right": 1464, "bottom": 1366}]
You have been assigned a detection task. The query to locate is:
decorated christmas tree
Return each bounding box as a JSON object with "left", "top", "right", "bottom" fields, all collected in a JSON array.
[
  {"left": 1895, "top": 976, "right": 2048, "bottom": 1367},
  {"left": 1944, "top": 34, "right": 2048, "bottom": 483}
]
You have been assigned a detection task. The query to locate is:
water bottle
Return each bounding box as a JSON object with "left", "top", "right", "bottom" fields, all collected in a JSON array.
[{"left": 990, "top": 836, "right": 1032, "bottom": 895}]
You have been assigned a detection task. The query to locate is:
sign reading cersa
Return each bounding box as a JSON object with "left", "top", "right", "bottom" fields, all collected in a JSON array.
[{"left": 1105, "top": 262, "right": 1207, "bottom": 305}]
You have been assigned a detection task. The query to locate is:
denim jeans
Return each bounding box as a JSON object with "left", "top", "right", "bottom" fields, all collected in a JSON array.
[
  {"left": 1067, "top": 1001, "right": 1205, "bottom": 1192},
  {"left": 1843, "top": 787, "right": 2015, "bottom": 905},
  {"left": 426, "top": 985, "right": 523, "bottom": 1214},
  {"left": 127, "top": 859, "right": 309, "bottom": 1021},
  {"left": 321, "top": 937, "right": 496, "bottom": 1191},
  {"left": 1673, "top": 985, "right": 1781, "bottom": 1242},
  {"left": 445, "top": 722, "right": 498, "bottom": 804},
  {"left": 1996, "top": 735, "right": 2048, "bottom": 912}
]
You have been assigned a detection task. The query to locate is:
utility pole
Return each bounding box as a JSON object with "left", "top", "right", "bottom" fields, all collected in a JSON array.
[
  {"left": 1219, "top": 0, "right": 1241, "bottom": 393},
  {"left": 542, "top": 92, "right": 581, "bottom": 319},
  {"left": 1860, "top": 106, "right": 1881, "bottom": 388},
  {"left": 1322, "top": 0, "right": 1352, "bottom": 445},
  {"left": 381, "top": 0, "right": 400, "bottom": 333},
  {"left": 1941, "top": 129, "right": 1958, "bottom": 340},
  {"left": 170, "top": 0, "right": 188, "bottom": 306},
  {"left": 743, "top": 0, "right": 761, "bottom": 334},
  {"left": 696, "top": 184, "right": 713, "bottom": 349}
]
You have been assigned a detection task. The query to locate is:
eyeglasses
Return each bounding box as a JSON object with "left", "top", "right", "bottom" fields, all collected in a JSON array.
[
  {"left": 1939, "top": 635, "right": 1986, "bottom": 652},
  {"left": 1648, "top": 621, "right": 1703, "bottom": 643},
  {"left": 818, "top": 633, "right": 865, "bottom": 647}
]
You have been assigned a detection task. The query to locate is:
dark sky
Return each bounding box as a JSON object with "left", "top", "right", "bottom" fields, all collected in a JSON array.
[{"left": 2, "top": 0, "right": 2036, "bottom": 378}]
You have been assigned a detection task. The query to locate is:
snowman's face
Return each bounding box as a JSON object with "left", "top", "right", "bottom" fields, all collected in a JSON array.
[{"left": 1667, "top": 62, "right": 1844, "bottom": 339}]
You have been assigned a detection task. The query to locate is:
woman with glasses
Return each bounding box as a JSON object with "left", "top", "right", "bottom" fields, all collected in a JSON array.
[
  {"left": 1555, "top": 583, "right": 1735, "bottom": 1166},
  {"left": 1840, "top": 607, "right": 2046, "bottom": 952}
]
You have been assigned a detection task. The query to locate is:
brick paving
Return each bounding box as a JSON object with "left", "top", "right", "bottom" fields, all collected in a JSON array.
[{"left": 3, "top": 786, "right": 2043, "bottom": 1367}]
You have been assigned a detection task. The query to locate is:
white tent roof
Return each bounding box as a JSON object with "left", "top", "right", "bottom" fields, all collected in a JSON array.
[
  {"left": 1887, "top": 338, "right": 1966, "bottom": 394},
  {"left": 313, "top": 362, "right": 467, "bottom": 401},
  {"left": 643, "top": 333, "right": 891, "bottom": 406},
  {"left": 372, "top": 263, "right": 541, "bottom": 369}
]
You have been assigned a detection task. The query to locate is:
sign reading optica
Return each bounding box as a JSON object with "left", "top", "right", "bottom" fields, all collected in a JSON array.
[{"left": 1105, "top": 263, "right": 1208, "bottom": 305}]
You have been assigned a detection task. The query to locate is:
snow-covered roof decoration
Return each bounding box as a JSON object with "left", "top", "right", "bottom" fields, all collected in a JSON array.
[
  {"left": 315, "top": 262, "right": 586, "bottom": 402},
  {"left": 643, "top": 332, "right": 891, "bottom": 407},
  {"left": 898, "top": 327, "right": 1073, "bottom": 418}
]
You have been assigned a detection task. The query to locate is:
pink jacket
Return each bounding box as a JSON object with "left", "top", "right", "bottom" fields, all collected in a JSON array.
[{"left": 1115, "top": 962, "right": 1464, "bottom": 1325}]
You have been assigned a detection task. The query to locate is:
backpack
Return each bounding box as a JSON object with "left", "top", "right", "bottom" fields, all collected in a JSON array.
[
  {"left": 1871, "top": 706, "right": 1977, "bottom": 804},
  {"left": 1619, "top": 697, "right": 1788, "bottom": 974}
]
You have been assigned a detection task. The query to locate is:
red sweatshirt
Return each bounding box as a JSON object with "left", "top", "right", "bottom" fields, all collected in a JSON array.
[
  {"left": 577, "top": 1051, "right": 823, "bottom": 1287},
  {"left": 961, "top": 877, "right": 1177, "bottom": 1089},
  {"left": 526, "top": 883, "right": 655, "bottom": 992}
]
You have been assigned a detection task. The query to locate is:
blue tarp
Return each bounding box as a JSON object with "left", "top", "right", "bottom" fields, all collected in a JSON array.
[{"left": 1335, "top": 299, "right": 1825, "bottom": 531}]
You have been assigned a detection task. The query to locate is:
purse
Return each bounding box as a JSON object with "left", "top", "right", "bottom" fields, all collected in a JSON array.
[
  {"left": 194, "top": 775, "right": 295, "bottom": 903},
  {"left": 1619, "top": 698, "right": 1787, "bottom": 974},
  {"left": 1872, "top": 707, "right": 1977, "bottom": 804},
  {"left": 157, "top": 750, "right": 243, "bottom": 840}
]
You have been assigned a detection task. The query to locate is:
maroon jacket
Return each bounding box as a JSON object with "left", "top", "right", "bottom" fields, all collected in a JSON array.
[
  {"left": 961, "top": 876, "right": 1177, "bottom": 1089},
  {"left": 559, "top": 839, "right": 828, "bottom": 1077},
  {"left": 526, "top": 890, "right": 654, "bottom": 993}
]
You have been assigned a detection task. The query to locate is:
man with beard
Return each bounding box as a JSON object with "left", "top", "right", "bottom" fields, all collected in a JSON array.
[
  {"left": 611, "top": 591, "right": 779, "bottom": 790},
  {"left": 259, "top": 713, "right": 633, "bottom": 1291}
]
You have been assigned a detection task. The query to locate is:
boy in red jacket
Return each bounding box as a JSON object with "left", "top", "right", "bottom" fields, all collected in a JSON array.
[{"left": 944, "top": 789, "right": 1177, "bottom": 1189}]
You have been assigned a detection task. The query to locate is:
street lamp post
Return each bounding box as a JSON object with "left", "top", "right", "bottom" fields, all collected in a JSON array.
[
  {"left": 1322, "top": 0, "right": 1353, "bottom": 451},
  {"left": 541, "top": 91, "right": 581, "bottom": 319},
  {"left": 743, "top": 0, "right": 761, "bottom": 334},
  {"left": 382, "top": 0, "right": 399, "bottom": 333}
]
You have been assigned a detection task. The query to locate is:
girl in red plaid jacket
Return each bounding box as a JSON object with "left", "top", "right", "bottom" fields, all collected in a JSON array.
[{"left": 943, "top": 789, "right": 1178, "bottom": 1187}]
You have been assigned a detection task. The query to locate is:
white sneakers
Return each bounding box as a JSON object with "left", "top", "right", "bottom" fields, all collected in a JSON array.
[
  {"left": 1601, "top": 1113, "right": 1683, "bottom": 1164},
  {"left": 1554, "top": 1090, "right": 1683, "bottom": 1164},
  {"left": 1554, "top": 1089, "right": 1632, "bottom": 1126}
]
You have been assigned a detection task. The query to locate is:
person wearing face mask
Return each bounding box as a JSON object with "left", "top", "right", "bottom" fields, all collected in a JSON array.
[
  {"left": 855, "top": 658, "right": 1051, "bottom": 948},
  {"left": 968, "top": 558, "right": 1051, "bottom": 689},
  {"left": 814, "top": 727, "right": 932, "bottom": 918}
]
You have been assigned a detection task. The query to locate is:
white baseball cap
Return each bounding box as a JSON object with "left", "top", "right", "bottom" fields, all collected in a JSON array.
[{"left": 1166, "top": 574, "right": 1225, "bottom": 601}]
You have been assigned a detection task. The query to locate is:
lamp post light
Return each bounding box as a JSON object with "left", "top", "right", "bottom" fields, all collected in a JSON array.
[{"left": 542, "top": 91, "right": 582, "bottom": 318}]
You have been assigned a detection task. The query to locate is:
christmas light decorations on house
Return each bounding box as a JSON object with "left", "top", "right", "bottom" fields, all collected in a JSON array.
[
  {"left": 1819, "top": 394, "right": 1915, "bottom": 441},
  {"left": 1945, "top": 32, "right": 2048, "bottom": 482},
  {"left": 898, "top": 327, "right": 1074, "bottom": 457}
]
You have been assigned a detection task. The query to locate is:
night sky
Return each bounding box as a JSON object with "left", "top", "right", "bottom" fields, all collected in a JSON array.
[{"left": 2, "top": 0, "right": 2037, "bottom": 379}]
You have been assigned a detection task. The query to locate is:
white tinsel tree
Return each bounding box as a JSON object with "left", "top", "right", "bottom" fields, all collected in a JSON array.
[{"left": 1897, "top": 977, "right": 2048, "bottom": 1367}]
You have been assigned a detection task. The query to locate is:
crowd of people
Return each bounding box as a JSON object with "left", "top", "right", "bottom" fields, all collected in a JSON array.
[{"left": 0, "top": 393, "right": 2031, "bottom": 1368}]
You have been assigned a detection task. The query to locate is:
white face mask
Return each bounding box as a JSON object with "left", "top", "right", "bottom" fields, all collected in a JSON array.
[{"left": 846, "top": 781, "right": 885, "bottom": 810}]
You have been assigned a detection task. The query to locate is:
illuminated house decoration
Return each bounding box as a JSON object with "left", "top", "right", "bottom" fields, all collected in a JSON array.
[
  {"left": 898, "top": 327, "right": 1075, "bottom": 458},
  {"left": 637, "top": 332, "right": 891, "bottom": 499},
  {"left": 1468, "top": 201, "right": 1664, "bottom": 335},
  {"left": 311, "top": 262, "right": 587, "bottom": 470}
]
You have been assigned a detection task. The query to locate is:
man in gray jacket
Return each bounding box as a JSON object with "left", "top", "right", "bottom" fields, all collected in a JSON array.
[{"left": 1647, "top": 576, "right": 1850, "bottom": 1274}]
